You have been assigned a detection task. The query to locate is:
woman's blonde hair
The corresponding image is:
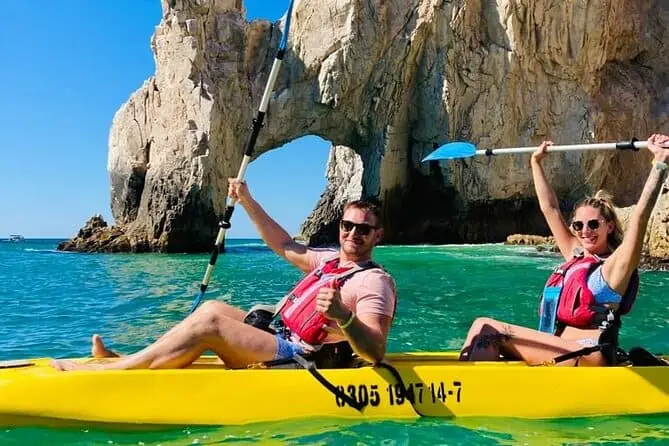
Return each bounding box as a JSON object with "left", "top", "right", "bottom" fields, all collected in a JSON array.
[{"left": 573, "top": 190, "right": 624, "bottom": 251}]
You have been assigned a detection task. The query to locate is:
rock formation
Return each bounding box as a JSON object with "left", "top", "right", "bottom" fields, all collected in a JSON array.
[
  {"left": 506, "top": 198, "right": 669, "bottom": 270},
  {"left": 57, "top": 215, "right": 151, "bottom": 253},
  {"left": 505, "top": 234, "right": 555, "bottom": 249},
  {"left": 60, "top": 0, "right": 669, "bottom": 256}
]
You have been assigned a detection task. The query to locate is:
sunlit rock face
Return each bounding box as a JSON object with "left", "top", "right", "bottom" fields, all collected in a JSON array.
[{"left": 65, "top": 0, "right": 669, "bottom": 254}]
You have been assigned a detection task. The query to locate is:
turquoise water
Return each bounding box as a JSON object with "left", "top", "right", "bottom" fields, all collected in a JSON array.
[{"left": 0, "top": 239, "right": 667, "bottom": 444}]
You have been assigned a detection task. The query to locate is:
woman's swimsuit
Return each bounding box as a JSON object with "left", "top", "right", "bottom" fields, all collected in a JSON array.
[{"left": 573, "top": 264, "right": 622, "bottom": 346}]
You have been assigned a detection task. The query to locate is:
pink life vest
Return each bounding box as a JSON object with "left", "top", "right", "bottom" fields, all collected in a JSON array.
[
  {"left": 541, "top": 255, "right": 638, "bottom": 329},
  {"left": 278, "top": 257, "right": 379, "bottom": 345}
]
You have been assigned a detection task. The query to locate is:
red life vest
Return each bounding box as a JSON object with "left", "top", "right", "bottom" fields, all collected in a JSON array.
[
  {"left": 542, "top": 255, "right": 639, "bottom": 329},
  {"left": 278, "top": 257, "right": 379, "bottom": 345}
]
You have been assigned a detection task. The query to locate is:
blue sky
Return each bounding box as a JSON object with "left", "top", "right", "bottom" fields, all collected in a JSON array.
[{"left": 0, "top": 1, "right": 329, "bottom": 239}]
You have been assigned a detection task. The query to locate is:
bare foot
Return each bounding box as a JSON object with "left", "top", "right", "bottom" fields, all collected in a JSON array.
[
  {"left": 91, "top": 334, "right": 119, "bottom": 358},
  {"left": 50, "top": 359, "right": 104, "bottom": 371}
]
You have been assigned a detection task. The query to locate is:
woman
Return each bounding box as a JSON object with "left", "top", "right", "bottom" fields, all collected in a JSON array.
[{"left": 459, "top": 133, "right": 669, "bottom": 366}]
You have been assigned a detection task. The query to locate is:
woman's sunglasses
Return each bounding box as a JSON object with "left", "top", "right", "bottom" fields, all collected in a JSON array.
[
  {"left": 571, "top": 219, "right": 603, "bottom": 232},
  {"left": 340, "top": 220, "right": 377, "bottom": 236}
]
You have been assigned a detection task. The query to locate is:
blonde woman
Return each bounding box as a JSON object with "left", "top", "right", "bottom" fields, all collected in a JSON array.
[{"left": 460, "top": 133, "right": 669, "bottom": 366}]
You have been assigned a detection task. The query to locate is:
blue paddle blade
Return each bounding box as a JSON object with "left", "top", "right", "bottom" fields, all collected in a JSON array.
[
  {"left": 421, "top": 142, "right": 477, "bottom": 161},
  {"left": 189, "top": 290, "right": 206, "bottom": 314}
]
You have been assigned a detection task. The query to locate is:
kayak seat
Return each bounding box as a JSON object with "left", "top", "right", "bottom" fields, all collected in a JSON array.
[
  {"left": 261, "top": 342, "right": 365, "bottom": 370},
  {"left": 243, "top": 304, "right": 277, "bottom": 334},
  {"left": 628, "top": 347, "right": 669, "bottom": 367}
]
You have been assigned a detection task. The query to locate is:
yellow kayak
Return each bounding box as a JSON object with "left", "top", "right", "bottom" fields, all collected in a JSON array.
[{"left": 0, "top": 352, "right": 667, "bottom": 428}]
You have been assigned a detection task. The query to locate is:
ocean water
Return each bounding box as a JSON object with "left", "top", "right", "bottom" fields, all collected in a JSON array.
[{"left": 0, "top": 238, "right": 667, "bottom": 445}]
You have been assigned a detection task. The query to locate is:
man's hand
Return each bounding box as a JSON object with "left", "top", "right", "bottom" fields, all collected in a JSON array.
[
  {"left": 227, "top": 178, "right": 252, "bottom": 205},
  {"left": 315, "top": 281, "right": 351, "bottom": 323}
]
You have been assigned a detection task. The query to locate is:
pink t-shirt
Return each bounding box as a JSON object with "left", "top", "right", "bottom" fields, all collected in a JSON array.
[{"left": 306, "top": 249, "right": 397, "bottom": 337}]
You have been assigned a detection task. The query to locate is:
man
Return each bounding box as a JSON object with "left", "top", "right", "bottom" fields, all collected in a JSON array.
[{"left": 52, "top": 178, "right": 396, "bottom": 371}]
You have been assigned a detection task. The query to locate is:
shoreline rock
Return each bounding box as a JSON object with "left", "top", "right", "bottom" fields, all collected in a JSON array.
[
  {"left": 505, "top": 233, "right": 669, "bottom": 272},
  {"left": 57, "top": 215, "right": 152, "bottom": 253},
  {"left": 504, "top": 234, "right": 558, "bottom": 252},
  {"left": 59, "top": 224, "right": 669, "bottom": 273}
]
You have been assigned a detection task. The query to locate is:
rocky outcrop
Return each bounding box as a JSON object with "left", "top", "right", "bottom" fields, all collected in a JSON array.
[
  {"left": 57, "top": 215, "right": 151, "bottom": 253},
  {"left": 611, "top": 198, "right": 669, "bottom": 264},
  {"left": 505, "top": 197, "right": 669, "bottom": 269},
  {"left": 505, "top": 234, "right": 556, "bottom": 251},
  {"left": 297, "top": 145, "right": 365, "bottom": 246},
  {"left": 61, "top": 0, "right": 669, "bottom": 254}
]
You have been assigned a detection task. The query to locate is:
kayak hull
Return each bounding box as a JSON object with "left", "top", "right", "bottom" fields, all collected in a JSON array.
[{"left": 0, "top": 352, "right": 667, "bottom": 427}]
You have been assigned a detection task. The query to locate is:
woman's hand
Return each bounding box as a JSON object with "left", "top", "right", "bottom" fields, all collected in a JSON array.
[
  {"left": 531, "top": 140, "right": 554, "bottom": 164},
  {"left": 648, "top": 134, "right": 669, "bottom": 164}
]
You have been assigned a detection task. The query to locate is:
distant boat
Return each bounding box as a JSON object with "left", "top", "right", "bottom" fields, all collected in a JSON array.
[{"left": 8, "top": 234, "right": 25, "bottom": 242}]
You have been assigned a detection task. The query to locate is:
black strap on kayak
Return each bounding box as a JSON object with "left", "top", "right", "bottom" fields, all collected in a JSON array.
[
  {"left": 374, "top": 362, "right": 426, "bottom": 417},
  {"left": 551, "top": 345, "right": 669, "bottom": 366},
  {"left": 258, "top": 351, "right": 362, "bottom": 409},
  {"left": 289, "top": 354, "right": 425, "bottom": 415},
  {"left": 550, "top": 343, "right": 613, "bottom": 365},
  {"left": 265, "top": 348, "right": 425, "bottom": 415},
  {"left": 293, "top": 354, "right": 365, "bottom": 411},
  {"left": 544, "top": 319, "right": 622, "bottom": 366},
  {"left": 547, "top": 318, "right": 668, "bottom": 367}
]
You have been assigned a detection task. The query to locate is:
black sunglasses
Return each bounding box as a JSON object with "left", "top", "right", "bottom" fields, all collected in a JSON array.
[
  {"left": 340, "top": 220, "right": 377, "bottom": 236},
  {"left": 571, "top": 219, "right": 602, "bottom": 232}
]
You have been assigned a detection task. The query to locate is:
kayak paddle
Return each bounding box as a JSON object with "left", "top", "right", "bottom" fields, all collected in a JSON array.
[
  {"left": 421, "top": 139, "right": 648, "bottom": 162},
  {"left": 189, "top": 0, "right": 296, "bottom": 314}
]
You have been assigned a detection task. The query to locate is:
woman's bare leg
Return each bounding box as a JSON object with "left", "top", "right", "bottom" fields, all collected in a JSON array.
[
  {"left": 460, "top": 317, "right": 506, "bottom": 361},
  {"left": 460, "top": 317, "right": 606, "bottom": 366}
]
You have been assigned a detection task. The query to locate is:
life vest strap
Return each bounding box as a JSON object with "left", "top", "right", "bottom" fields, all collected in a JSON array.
[{"left": 273, "top": 257, "right": 380, "bottom": 318}]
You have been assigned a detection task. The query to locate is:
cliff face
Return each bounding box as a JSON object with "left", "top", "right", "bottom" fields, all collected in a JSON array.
[{"left": 69, "top": 0, "right": 669, "bottom": 253}]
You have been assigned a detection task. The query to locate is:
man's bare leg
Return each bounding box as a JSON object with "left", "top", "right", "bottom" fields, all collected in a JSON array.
[
  {"left": 197, "top": 300, "right": 247, "bottom": 321},
  {"left": 91, "top": 334, "right": 119, "bottom": 358},
  {"left": 53, "top": 300, "right": 277, "bottom": 371},
  {"left": 90, "top": 300, "right": 248, "bottom": 359}
]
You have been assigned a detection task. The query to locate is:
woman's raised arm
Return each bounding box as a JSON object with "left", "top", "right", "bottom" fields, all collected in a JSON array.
[
  {"left": 604, "top": 134, "right": 669, "bottom": 294},
  {"left": 531, "top": 141, "right": 579, "bottom": 261}
]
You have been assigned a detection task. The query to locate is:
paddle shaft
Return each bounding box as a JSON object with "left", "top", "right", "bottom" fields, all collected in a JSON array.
[
  {"left": 189, "top": 1, "right": 295, "bottom": 314},
  {"left": 477, "top": 140, "right": 648, "bottom": 157}
]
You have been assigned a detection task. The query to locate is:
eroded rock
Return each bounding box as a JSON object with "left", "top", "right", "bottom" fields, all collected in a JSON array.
[
  {"left": 62, "top": 0, "right": 669, "bottom": 254},
  {"left": 57, "top": 215, "right": 152, "bottom": 253}
]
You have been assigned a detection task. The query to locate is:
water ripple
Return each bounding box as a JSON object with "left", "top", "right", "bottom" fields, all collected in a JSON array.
[{"left": 1, "top": 240, "right": 668, "bottom": 443}]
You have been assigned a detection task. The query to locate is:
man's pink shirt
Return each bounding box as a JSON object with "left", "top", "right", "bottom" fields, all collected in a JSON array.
[{"left": 307, "top": 248, "right": 397, "bottom": 322}]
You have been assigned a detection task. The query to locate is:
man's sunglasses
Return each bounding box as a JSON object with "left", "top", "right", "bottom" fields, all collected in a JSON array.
[
  {"left": 571, "top": 219, "right": 603, "bottom": 232},
  {"left": 340, "top": 220, "right": 377, "bottom": 236}
]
